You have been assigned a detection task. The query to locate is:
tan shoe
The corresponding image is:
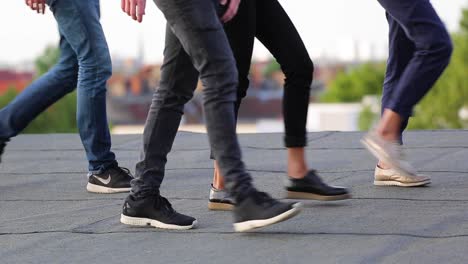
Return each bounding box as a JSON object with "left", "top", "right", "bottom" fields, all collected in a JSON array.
[
  {"left": 374, "top": 166, "right": 431, "bottom": 187},
  {"left": 362, "top": 132, "right": 417, "bottom": 176}
]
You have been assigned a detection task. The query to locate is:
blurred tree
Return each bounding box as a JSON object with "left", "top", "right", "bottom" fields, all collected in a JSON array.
[
  {"left": 358, "top": 106, "right": 377, "bottom": 131},
  {"left": 0, "top": 87, "right": 19, "bottom": 109},
  {"left": 34, "top": 46, "right": 60, "bottom": 77},
  {"left": 320, "top": 63, "right": 385, "bottom": 103},
  {"left": 263, "top": 59, "right": 281, "bottom": 77}
]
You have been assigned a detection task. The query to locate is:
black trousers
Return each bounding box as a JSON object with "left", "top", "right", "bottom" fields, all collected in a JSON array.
[
  {"left": 379, "top": 0, "right": 452, "bottom": 143},
  {"left": 131, "top": 0, "right": 254, "bottom": 200},
  {"left": 224, "top": 0, "right": 313, "bottom": 148}
]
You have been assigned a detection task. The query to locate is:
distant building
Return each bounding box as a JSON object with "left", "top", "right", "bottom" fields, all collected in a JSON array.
[{"left": 0, "top": 70, "right": 34, "bottom": 94}]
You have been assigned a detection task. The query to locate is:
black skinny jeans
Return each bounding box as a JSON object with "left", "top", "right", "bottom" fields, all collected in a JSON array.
[
  {"left": 225, "top": 0, "right": 314, "bottom": 148},
  {"left": 131, "top": 0, "right": 254, "bottom": 200}
]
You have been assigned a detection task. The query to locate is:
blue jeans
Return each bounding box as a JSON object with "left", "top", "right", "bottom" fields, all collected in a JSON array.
[
  {"left": 379, "top": 0, "right": 453, "bottom": 142},
  {"left": 131, "top": 0, "right": 254, "bottom": 200},
  {"left": 0, "top": 0, "right": 116, "bottom": 172}
]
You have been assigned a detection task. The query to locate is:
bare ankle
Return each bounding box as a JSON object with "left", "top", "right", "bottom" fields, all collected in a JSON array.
[
  {"left": 377, "top": 161, "right": 391, "bottom": 170},
  {"left": 287, "top": 148, "right": 308, "bottom": 179},
  {"left": 212, "top": 161, "right": 225, "bottom": 190},
  {"left": 288, "top": 165, "right": 308, "bottom": 179}
]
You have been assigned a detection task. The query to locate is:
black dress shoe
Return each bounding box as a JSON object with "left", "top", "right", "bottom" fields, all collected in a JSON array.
[{"left": 285, "top": 170, "right": 351, "bottom": 201}]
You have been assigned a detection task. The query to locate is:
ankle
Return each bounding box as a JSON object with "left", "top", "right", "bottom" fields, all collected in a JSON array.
[
  {"left": 212, "top": 161, "right": 225, "bottom": 190},
  {"left": 212, "top": 182, "right": 224, "bottom": 190},
  {"left": 376, "top": 127, "right": 400, "bottom": 142},
  {"left": 288, "top": 166, "right": 308, "bottom": 179},
  {"left": 287, "top": 150, "right": 308, "bottom": 179},
  {"left": 377, "top": 161, "right": 391, "bottom": 170}
]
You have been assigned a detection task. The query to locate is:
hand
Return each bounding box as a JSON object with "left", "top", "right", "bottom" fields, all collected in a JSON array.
[
  {"left": 121, "top": 0, "right": 147, "bottom": 23},
  {"left": 219, "top": 0, "right": 240, "bottom": 23},
  {"left": 25, "top": 0, "right": 46, "bottom": 14}
]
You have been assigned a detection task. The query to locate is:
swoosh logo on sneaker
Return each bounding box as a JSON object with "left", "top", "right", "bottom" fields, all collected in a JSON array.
[{"left": 93, "top": 174, "right": 111, "bottom": 185}]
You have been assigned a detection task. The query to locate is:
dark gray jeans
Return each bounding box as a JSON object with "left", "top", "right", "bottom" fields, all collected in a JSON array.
[{"left": 131, "top": 0, "right": 253, "bottom": 200}]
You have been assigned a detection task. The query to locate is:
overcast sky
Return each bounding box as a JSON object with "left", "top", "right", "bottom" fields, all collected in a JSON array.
[{"left": 1, "top": 0, "right": 467, "bottom": 65}]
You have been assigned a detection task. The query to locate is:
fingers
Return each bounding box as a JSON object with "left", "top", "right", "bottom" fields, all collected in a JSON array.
[
  {"left": 122, "top": 0, "right": 146, "bottom": 23},
  {"left": 26, "top": 0, "right": 46, "bottom": 14},
  {"left": 27, "top": 0, "right": 36, "bottom": 11},
  {"left": 219, "top": 0, "right": 227, "bottom": 5},
  {"left": 137, "top": 0, "right": 146, "bottom": 23},
  {"left": 221, "top": 0, "right": 240, "bottom": 23},
  {"left": 130, "top": 0, "right": 137, "bottom": 20},
  {"left": 125, "top": 0, "right": 131, "bottom": 16},
  {"left": 39, "top": 0, "right": 46, "bottom": 14}
]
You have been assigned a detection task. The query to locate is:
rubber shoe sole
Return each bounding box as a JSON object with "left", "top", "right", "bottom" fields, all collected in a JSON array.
[
  {"left": 374, "top": 179, "right": 431, "bottom": 187},
  {"left": 86, "top": 183, "right": 131, "bottom": 194},
  {"left": 120, "top": 214, "right": 197, "bottom": 230},
  {"left": 233, "top": 202, "right": 302, "bottom": 232},
  {"left": 286, "top": 191, "right": 351, "bottom": 201},
  {"left": 208, "top": 201, "right": 234, "bottom": 211}
]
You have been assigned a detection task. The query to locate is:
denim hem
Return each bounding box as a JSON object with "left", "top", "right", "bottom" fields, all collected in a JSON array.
[{"left": 88, "top": 160, "right": 118, "bottom": 174}]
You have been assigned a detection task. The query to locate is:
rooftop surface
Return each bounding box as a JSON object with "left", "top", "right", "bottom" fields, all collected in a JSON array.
[{"left": 1, "top": 131, "right": 467, "bottom": 263}]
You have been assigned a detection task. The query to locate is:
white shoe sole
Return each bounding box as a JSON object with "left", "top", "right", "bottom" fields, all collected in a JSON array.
[
  {"left": 233, "top": 203, "right": 302, "bottom": 232},
  {"left": 86, "top": 183, "right": 131, "bottom": 194},
  {"left": 120, "top": 214, "right": 197, "bottom": 230},
  {"left": 374, "top": 179, "right": 431, "bottom": 187}
]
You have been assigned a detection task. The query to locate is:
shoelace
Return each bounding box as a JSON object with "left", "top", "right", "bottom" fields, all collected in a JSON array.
[
  {"left": 114, "top": 167, "right": 134, "bottom": 178},
  {"left": 304, "top": 170, "right": 324, "bottom": 185},
  {"left": 155, "top": 196, "right": 177, "bottom": 217},
  {"left": 252, "top": 191, "right": 278, "bottom": 207}
]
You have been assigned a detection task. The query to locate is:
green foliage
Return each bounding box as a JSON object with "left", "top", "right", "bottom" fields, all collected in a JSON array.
[
  {"left": 263, "top": 60, "right": 281, "bottom": 77},
  {"left": 35, "top": 46, "right": 61, "bottom": 77},
  {"left": 23, "top": 91, "right": 77, "bottom": 133},
  {"left": 0, "top": 87, "right": 19, "bottom": 108},
  {"left": 358, "top": 106, "right": 378, "bottom": 131},
  {"left": 0, "top": 45, "right": 78, "bottom": 134},
  {"left": 320, "top": 63, "right": 385, "bottom": 103}
]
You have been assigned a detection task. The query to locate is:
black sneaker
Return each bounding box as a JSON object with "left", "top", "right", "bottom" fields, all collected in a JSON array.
[
  {"left": 0, "top": 141, "right": 6, "bottom": 163},
  {"left": 120, "top": 194, "right": 197, "bottom": 230},
  {"left": 285, "top": 170, "right": 351, "bottom": 201},
  {"left": 86, "top": 166, "right": 133, "bottom": 194},
  {"left": 208, "top": 184, "right": 235, "bottom": 211},
  {"left": 233, "top": 190, "right": 301, "bottom": 232}
]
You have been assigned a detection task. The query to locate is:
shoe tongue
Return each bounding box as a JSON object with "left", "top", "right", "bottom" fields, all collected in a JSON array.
[
  {"left": 305, "top": 170, "right": 324, "bottom": 184},
  {"left": 157, "top": 196, "right": 175, "bottom": 213},
  {"left": 253, "top": 191, "right": 275, "bottom": 204}
]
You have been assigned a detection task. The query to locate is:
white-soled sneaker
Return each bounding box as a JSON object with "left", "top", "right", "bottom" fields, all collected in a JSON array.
[{"left": 233, "top": 190, "right": 301, "bottom": 232}]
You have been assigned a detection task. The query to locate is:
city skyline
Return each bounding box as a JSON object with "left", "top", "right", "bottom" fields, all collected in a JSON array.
[{"left": 1, "top": 0, "right": 467, "bottom": 66}]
